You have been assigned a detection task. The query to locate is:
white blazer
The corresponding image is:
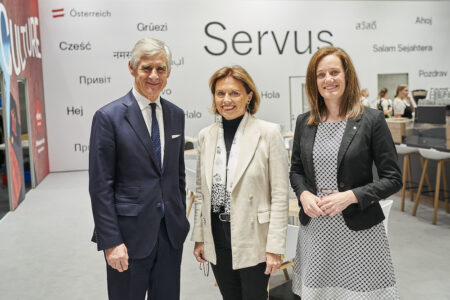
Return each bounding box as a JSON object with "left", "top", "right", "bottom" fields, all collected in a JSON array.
[{"left": 191, "top": 115, "right": 289, "bottom": 269}]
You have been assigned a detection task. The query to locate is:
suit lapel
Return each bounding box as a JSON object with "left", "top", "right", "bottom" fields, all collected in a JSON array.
[
  {"left": 204, "top": 123, "right": 219, "bottom": 193},
  {"left": 337, "top": 114, "right": 363, "bottom": 169},
  {"left": 232, "top": 117, "right": 260, "bottom": 191},
  {"left": 124, "top": 91, "right": 161, "bottom": 174},
  {"left": 302, "top": 123, "right": 317, "bottom": 184},
  {"left": 161, "top": 98, "right": 172, "bottom": 174}
]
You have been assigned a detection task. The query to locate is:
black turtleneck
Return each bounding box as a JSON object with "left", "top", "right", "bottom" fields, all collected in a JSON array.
[{"left": 222, "top": 114, "right": 244, "bottom": 163}]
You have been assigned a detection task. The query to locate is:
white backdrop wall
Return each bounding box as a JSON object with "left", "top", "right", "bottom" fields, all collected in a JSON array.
[{"left": 38, "top": 0, "right": 450, "bottom": 172}]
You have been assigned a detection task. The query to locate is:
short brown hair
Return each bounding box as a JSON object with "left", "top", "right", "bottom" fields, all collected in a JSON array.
[
  {"left": 209, "top": 65, "right": 260, "bottom": 115},
  {"left": 305, "top": 46, "right": 363, "bottom": 125}
]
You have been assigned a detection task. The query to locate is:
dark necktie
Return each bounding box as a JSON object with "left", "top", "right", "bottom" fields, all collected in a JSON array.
[
  {"left": 149, "top": 103, "right": 161, "bottom": 170},
  {"left": 150, "top": 102, "right": 164, "bottom": 216}
]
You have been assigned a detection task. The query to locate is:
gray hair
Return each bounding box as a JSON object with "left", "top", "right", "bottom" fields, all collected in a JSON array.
[{"left": 129, "top": 38, "right": 172, "bottom": 73}]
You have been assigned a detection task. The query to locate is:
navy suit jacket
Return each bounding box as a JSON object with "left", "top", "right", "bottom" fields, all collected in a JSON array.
[{"left": 89, "top": 90, "right": 190, "bottom": 259}]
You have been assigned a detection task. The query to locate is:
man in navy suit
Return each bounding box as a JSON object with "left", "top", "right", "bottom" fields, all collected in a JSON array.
[{"left": 89, "top": 38, "right": 190, "bottom": 300}]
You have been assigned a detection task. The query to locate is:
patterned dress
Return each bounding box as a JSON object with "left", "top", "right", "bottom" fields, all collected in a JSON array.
[{"left": 292, "top": 120, "right": 399, "bottom": 299}]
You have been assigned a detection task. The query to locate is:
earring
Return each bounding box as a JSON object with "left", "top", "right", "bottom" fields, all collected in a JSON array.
[{"left": 246, "top": 102, "right": 250, "bottom": 112}]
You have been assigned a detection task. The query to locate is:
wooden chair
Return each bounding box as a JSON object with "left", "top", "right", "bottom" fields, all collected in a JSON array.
[
  {"left": 395, "top": 145, "right": 432, "bottom": 212},
  {"left": 277, "top": 224, "right": 299, "bottom": 280},
  {"left": 267, "top": 224, "right": 299, "bottom": 298},
  {"left": 412, "top": 148, "right": 450, "bottom": 224},
  {"left": 186, "top": 189, "right": 195, "bottom": 218}
]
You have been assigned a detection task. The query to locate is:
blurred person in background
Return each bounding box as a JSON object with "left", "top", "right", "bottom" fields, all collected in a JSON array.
[
  {"left": 377, "top": 88, "right": 393, "bottom": 118},
  {"left": 393, "top": 84, "right": 416, "bottom": 118},
  {"left": 361, "top": 88, "right": 377, "bottom": 109}
]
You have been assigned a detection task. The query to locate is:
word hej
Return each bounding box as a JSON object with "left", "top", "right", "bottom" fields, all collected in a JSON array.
[
  {"left": 0, "top": 3, "right": 41, "bottom": 76},
  {"left": 204, "top": 21, "right": 333, "bottom": 55},
  {"left": 67, "top": 106, "right": 83, "bottom": 116}
]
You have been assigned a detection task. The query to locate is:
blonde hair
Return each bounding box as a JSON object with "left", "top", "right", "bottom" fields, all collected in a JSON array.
[
  {"left": 361, "top": 88, "right": 369, "bottom": 98},
  {"left": 395, "top": 84, "right": 408, "bottom": 98}
]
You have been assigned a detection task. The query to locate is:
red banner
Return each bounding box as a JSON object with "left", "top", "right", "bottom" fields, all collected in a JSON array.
[{"left": 0, "top": 0, "right": 49, "bottom": 209}]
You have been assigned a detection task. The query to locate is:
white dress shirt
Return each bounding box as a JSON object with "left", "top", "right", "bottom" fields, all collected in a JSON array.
[{"left": 132, "top": 88, "right": 165, "bottom": 164}]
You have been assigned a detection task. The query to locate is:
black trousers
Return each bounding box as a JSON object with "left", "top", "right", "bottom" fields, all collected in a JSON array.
[
  {"left": 106, "top": 219, "right": 183, "bottom": 300},
  {"left": 211, "top": 213, "right": 270, "bottom": 300}
]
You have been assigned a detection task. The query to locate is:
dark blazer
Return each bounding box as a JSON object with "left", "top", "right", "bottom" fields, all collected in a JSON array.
[
  {"left": 290, "top": 108, "right": 402, "bottom": 231},
  {"left": 89, "top": 90, "right": 190, "bottom": 259}
]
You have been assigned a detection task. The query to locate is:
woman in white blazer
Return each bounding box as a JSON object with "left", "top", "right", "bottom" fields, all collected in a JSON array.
[{"left": 191, "top": 65, "right": 289, "bottom": 300}]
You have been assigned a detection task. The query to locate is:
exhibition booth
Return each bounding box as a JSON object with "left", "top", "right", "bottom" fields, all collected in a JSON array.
[
  {"left": 0, "top": 0, "right": 449, "bottom": 299},
  {"left": 1, "top": 0, "right": 449, "bottom": 223}
]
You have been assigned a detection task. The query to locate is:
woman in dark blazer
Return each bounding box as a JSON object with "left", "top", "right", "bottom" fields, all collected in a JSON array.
[{"left": 290, "top": 46, "right": 402, "bottom": 299}]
